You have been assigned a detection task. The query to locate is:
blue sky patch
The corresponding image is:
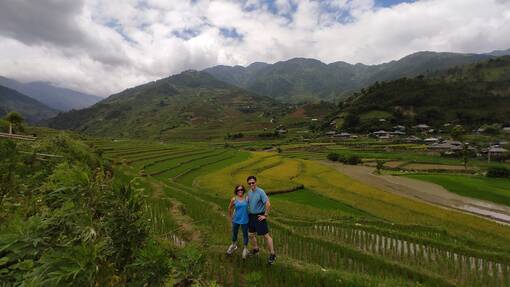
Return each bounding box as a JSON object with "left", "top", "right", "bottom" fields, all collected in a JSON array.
[
  {"left": 220, "top": 27, "right": 243, "bottom": 41},
  {"left": 172, "top": 28, "right": 201, "bottom": 40}
]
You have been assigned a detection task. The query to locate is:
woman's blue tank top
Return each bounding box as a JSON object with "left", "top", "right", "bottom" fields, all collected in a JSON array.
[{"left": 232, "top": 198, "right": 249, "bottom": 224}]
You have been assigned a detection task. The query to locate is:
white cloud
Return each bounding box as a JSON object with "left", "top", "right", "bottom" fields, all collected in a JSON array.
[{"left": 0, "top": 0, "right": 509, "bottom": 96}]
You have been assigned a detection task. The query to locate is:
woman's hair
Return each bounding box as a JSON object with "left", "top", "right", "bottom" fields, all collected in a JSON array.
[{"left": 234, "top": 184, "right": 246, "bottom": 195}]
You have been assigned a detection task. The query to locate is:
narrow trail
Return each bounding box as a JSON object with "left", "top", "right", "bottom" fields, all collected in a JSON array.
[{"left": 321, "top": 161, "right": 510, "bottom": 225}]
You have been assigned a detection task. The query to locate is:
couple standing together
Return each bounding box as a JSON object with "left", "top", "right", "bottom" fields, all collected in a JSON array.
[{"left": 227, "top": 176, "right": 276, "bottom": 265}]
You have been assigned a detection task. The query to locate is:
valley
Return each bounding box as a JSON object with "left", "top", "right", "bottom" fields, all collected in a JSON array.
[{"left": 2, "top": 55, "right": 510, "bottom": 287}]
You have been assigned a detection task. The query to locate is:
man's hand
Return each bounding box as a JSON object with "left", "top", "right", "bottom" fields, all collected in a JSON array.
[{"left": 257, "top": 215, "right": 266, "bottom": 221}]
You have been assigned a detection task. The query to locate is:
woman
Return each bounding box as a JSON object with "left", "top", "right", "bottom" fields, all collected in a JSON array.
[{"left": 227, "top": 184, "right": 249, "bottom": 259}]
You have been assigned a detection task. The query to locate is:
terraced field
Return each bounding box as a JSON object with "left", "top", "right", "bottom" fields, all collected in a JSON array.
[{"left": 91, "top": 139, "right": 510, "bottom": 287}]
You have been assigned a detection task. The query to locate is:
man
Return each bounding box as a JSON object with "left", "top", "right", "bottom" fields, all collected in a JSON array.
[{"left": 246, "top": 175, "right": 276, "bottom": 264}]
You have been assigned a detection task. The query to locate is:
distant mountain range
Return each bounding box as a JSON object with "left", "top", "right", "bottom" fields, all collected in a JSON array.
[
  {"left": 0, "top": 76, "right": 102, "bottom": 111},
  {"left": 0, "top": 85, "right": 57, "bottom": 122},
  {"left": 47, "top": 49, "right": 510, "bottom": 139},
  {"left": 48, "top": 71, "right": 289, "bottom": 140},
  {"left": 204, "top": 50, "right": 510, "bottom": 103}
]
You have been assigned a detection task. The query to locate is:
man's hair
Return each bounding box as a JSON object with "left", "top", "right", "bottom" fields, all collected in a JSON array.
[{"left": 246, "top": 175, "right": 257, "bottom": 182}]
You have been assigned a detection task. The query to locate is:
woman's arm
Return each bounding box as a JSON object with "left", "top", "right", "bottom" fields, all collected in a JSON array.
[{"left": 228, "top": 198, "right": 235, "bottom": 219}]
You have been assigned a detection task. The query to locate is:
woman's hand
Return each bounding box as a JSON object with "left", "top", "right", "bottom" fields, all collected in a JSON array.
[{"left": 257, "top": 215, "right": 266, "bottom": 221}]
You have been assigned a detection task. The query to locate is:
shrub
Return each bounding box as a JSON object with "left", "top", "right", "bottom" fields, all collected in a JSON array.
[
  {"left": 486, "top": 166, "right": 510, "bottom": 178},
  {"left": 327, "top": 153, "right": 339, "bottom": 161},
  {"left": 335, "top": 155, "right": 362, "bottom": 165},
  {"left": 345, "top": 155, "right": 362, "bottom": 165}
]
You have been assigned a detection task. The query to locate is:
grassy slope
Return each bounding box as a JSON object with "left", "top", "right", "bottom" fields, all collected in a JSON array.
[{"left": 405, "top": 174, "right": 510, "bottom": 206}]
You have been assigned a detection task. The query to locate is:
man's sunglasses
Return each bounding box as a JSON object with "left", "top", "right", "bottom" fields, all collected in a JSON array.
[{"left": 248, "top": 182, "right": 256, "bottom": 185}]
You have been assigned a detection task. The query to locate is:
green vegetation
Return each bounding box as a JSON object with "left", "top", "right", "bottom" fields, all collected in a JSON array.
[
  {"left": 406, "top": 174, "right": 510, "bottom": 207},
  {"left": 48, "top": 71, "right": 291, "bottom": 140},
  {"left": 487, "top": 166, "right": 510, "bottom": 178},
  {"left": 333, "top": 56, "right": 510, "bottom": 131},
  {"left": 5, "top": 54, "right": 510, "bottom": 287},
  {"left": 0, "top": 135, "right": 221, "bottom": 286}
]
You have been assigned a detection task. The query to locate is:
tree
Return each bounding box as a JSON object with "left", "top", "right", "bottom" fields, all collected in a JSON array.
[
  {"left": 343, "top": 113, "right": 360, "bottom": 131},
  {"left": 4, "top": 111, "right": 24, "bottom": 135},
  {"left": 376, "top": 160, "right": 384, "bottom": 174},
  {"left": 451, "top": 125, "right": 469, "bottom": 169}
]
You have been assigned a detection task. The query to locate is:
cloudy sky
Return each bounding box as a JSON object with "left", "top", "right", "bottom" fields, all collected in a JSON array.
[{"left": 1, "top": 0, "right": 510, "bottom": 97}]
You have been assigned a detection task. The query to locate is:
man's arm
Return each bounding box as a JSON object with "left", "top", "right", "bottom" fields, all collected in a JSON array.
[{"left": 258, "top": 194, "right": 271, "bottom": 221}]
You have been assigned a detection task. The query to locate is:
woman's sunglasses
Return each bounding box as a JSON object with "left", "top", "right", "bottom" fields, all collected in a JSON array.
[{"left": 236, "top": 188, "right": 245, "bottom": 192}]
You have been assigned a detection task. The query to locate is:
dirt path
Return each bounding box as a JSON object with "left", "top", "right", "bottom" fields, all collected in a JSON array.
[{"left": 321, "top": 161, "right": 510, "bottom": 225}]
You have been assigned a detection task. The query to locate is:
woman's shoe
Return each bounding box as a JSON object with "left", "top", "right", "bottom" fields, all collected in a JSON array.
[
  {"left": 226, "top": 244, "right": 238, "bottom": 255},
  {"left": 242, "top": 247, "right": 249, "bottom": 259}
]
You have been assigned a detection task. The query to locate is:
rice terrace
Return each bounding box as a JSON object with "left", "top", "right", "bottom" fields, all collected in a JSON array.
[{"left": 2, "top": 1, "right": 510, "bottom": 287}]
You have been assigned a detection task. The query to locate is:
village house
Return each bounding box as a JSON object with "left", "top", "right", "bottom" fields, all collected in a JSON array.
[
  {"left": 390, "top": 130, "right": 406, "bottom": 136},
  {"left": 372, "top": 130, "right": 391, "bottom": 139},
  {"left": 487, "top": 146, "right": 509, "bottom": 156},
  {"left": 276, "top": 128, "right": 288, "bottom": 135},
  {"left": 404, "top": 135, "right": 422, "bottom": 143},
  {"left": 427, "top": 140, "right": 463, "bottom": 153},
  {"left": 415, "top": 124, "right": 431, "bottom": 130},
  {"left": 424, "top": 137, "right": 440, "bottom": 144},
  {"left": 334, "top": 132, "right": 352, "bottom": 139}
]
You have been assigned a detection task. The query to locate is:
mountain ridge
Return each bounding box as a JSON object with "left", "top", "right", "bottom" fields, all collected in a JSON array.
[
  {"left": 0, "top": 76, "right": 102, "bottom": 111},
  {"left": 203, "top": 50, "right": 498, "bottom": 103},
  {"left": 47, "top": 70, "right": 290, "bottom": 139},
  {"left": 0, "top": 85, "right": 57, "bottom": 122}
]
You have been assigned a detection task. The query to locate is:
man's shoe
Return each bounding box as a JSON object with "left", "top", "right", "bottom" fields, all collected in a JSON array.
[
  {"left": 248, "top": 248, "right": 260, "bottom": 256},
  {"left": 226, "top": 244, "right": 237, "bottom": 255},
  {"left": 268, "top": 253, "right": 276, "bottom": 265},
  {"left": 242, "top": 247, "right": 249, "bottom": 259}
]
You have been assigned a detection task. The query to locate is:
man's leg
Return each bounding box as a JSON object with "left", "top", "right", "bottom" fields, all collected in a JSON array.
[
  {"left": 249, "top": 232, "right": 258, "bottom": 250},
  {"left": 264, "top": 233, "right": 275, "bottom": 254},
  {"left": 248, "top": 214, "right": 259, "bottom": 252}
]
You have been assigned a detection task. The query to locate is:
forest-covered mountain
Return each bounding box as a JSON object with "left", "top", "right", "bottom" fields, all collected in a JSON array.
[
  {"left": 0, "top": 85, "right": 57, "bottom": 122},
  {"left": 330, "top": 56, "right": 510, "bottom": 132},
  {"left": 204, "top": 51, "right": 496, "bottom": 103},
  {"left": 47, "top": 71, "right": 290, "bottom": 139},
  {"left": 0, "top": 76, "right": 102, "bottom": 111}
]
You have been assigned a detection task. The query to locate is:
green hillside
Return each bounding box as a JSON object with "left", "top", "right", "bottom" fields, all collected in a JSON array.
[
  {"left": 0, "top": 85, "right": 57, "bottom": 122},
  {"left": 204, "top": 51, "right": 493, "bottom": 103},
  {"left": 332, "top": 56, "right": 510, "bottom": 131},
  {"left": 48, "top": 71, "right": 291, "bottom": 140}
]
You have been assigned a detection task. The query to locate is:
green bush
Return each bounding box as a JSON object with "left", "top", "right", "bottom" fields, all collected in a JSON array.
[
  {"left": 327, "top": 153, "right": 339, "bottom": 161},
  {"left": 486, "top": 166, "right": 510, "bottom": 178}
]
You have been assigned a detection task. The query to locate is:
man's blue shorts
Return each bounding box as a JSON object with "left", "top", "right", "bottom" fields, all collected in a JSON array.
[{"left": 248, "top": 213, "right": 269, "bottom": 235}]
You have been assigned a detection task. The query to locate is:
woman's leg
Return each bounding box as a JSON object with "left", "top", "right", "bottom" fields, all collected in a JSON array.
[
  {"left": 241, "top": 224, "right": 249, "bottom": 246},
  {"left": 232, "top": 223, "right": 240, "bottom": 243}
]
